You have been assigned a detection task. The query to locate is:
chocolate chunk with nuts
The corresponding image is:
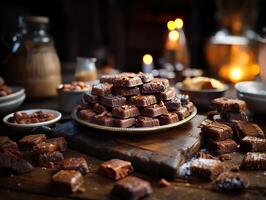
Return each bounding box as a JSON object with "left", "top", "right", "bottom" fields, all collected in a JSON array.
[
  {"left": 61, "top": 157, "right": 89, "bottom": 175},
  {"left": 19, "top": 134, "right": 46, "bottom": 151}
]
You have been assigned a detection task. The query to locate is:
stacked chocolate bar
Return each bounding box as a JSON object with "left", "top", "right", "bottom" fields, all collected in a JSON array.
[{"left": 77, "top": 72, "right": 195, "bottom": 128}]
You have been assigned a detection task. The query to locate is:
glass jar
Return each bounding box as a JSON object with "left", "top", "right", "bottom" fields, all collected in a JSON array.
[
  {"left": 75, "top": 57, "right": 97, "bottom": 82},
  {"left": 6, "top": 16, "right": 61, "bottom": 98}
]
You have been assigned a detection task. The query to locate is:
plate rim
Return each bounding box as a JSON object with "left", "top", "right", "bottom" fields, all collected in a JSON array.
[
  {"left": 0, "top": 87, "right": 25, "bottom": 103},
  {"left": 72, "top": 107, "right": 197, "bottom": 134},
  {"left": 3, "top": 108, "right": 62, "bottom": 128}
]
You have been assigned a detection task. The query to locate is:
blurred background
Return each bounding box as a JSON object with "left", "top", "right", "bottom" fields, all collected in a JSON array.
[{"left": 1, "top": 0, "right": 265, "bottom": 72}]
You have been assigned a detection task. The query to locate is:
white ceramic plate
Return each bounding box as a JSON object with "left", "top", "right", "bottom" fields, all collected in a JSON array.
[
  {"left": 235, "top": 81, "right": 266, "bottom": 98},
  {"left": 72, "top": 107, "right": 197, "bottom": 135},
  {"left": 0, "top": 93, "right": 26, "bottom": 115},
  {"left": 0, "top": 87, "right": 25, "bottom": 103},
  {"left": 3, "top": 109, "right": 62, "bottom": 131}
]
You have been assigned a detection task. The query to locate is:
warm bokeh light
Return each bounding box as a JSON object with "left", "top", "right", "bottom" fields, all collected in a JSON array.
[
  {"left": 143, "top": 54, "right": 153, "bottom": 65},
  {"left": 168, "top": 30, "right": 179, "bottom": 41},
  {"left": 229, "top": 67, "right": 242, "bottom": 82},
  {"left": 167, "top": 20, "right": 176, "bottom": 31},
  {"left": 174, "top": 18, "right": 183, "bottom": 29}
]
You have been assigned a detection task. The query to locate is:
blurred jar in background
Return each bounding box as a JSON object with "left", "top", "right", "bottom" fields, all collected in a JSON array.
[
  {"left": 6, "top": 16, "right": 61, "bottom": 98},
  {"left": 74, "top": 57, "right": 97, "bottom": 82}
]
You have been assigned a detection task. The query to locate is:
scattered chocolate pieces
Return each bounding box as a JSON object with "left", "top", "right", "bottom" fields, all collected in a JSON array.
[
  {"left": 98, "top": 159, "right": 134, "bottom": 180},
  {"left": 190, "top": 158, "right": 224, "bottom": 180},
  {"left": 112, "top": 176, "right": 153, "bottom": 200},
  {"left": 61, "top": 157, "right": 89, "bottom": 175},
  {"left": 241, "top": 152, "right": 266, "bottom": 170},
  {"left": 52, "top": 170, "right": 84, "bottom": 193},
  {"left": 8, "top": 111, "right": 56, "bottom": 124}
]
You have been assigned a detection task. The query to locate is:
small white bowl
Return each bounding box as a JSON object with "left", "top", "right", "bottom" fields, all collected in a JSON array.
[
  {"left": 3, "top": 109, "right": 62, "bottom": 131},
  {"left": 235, "top": 81, "right": 266, "bottom": 114},
  {"left": 0, "top": 93, "right": 26, "bottom": 115},
  {"left": 0, "top": 87, "right": 25, "bottom": 103}
]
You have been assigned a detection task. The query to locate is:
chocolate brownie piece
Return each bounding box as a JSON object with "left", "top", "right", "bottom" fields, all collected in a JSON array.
[
  {"left": 99, "top": 159, "right": 134, "bottom": 180},
  {"left": 184, "top": 102, "right": 195, "bottom": 113},
  {"left": 39, "top": 151, "right": 64, "bottom": 168},
  {"left": 240, "top": 136, "right": 266, "bottom": 152},
  {"left": 52, "top": 170, "right": 84, "bottom": 193},
  {"left": 201, "top": 122, "right": 233, "bottom": 141},
  {"left": 113, "top": 118, "right": 136, "bottom": 128},
  {"left": 142, "top": 78, "right": 169, "bottom": 93},
  {"left": 190, "top": 158, "right": 224, "bottom": 180},
  {"left": 198, "top": 119, "right": 213, "bottom": 128},
  {"left": 112, "top": 105, "right": 140, "bottom": 119},
  {"left": 136, "top": 116, "right": 160, "bottom": 127},
  {"left": 83, "top": 91, "right": 99, "bottom": 103},
  {"left": 33, "top": 142, "right": 57, "bottom": 154},
  {"left": 141, "top": 102, "right": 168, "bottom": 117},
  {"left": 212, "top": 97, "right": 246, "bottom": 112},
  {"left": 158, "top": 112, "right": 178, "bottom": 125},
  {"left": 129, "top": 95, "right": 157, "bottom": 107},
  {"left": 91, "top": 112, "right": 114, "bottom": 126},
  {"left": 164, "top": 96, "right": 181, "bottom": 110},
  {"left": 61, "top": 157, "right": 89, "bottom": 175},
  {"left": 101, "top": 95, "right": 127, "bottom": 107},
  {"left": 156, "top": 87, "right": 176, "bottom": 101},
  {"left": 113, "top": 75, "right": 143, "bottom": 87},
  {"left": 241, "top": 152, "right": 266, "bottom": 170},
  {"left": 137, "top": 72, "right": 154, "bottom": 83},
  {"left": 0, "top": 150, "right": 34, "bottom": 174},
  {"left": 207, "top": 139, "right": 238, "bottom": 155},
  {"left": 232, "top": 121, "right": 264, "bottom": 140},
  {"left": 19, "top": 134, "right": 46, "bottom": 150},
  {"left": 100, "top": 73, "right": 136, "bottom": 84},
  {"left": 91, "top": 83, "right": 112, "bottom": 96},
  {"left": 220, "top": 111, "right": 248, "bottom": 121},
  {"left": 92, "top": 103, "right": 107, "bottom": 114},
  {"left": 112, "top": 176, "right": 153, "bottom": 200},
  {"left": 47, "top": 137, "right": 67, "bottom": 152},
  {"left": 112, "top": 87, "right": 141, "bottom": 97},
  {"left": 77, "top": 109, "right": 96, "bottom": 122},
  {"left": 175, "top": 107, "right": 190, "bottom": 120},
  {"left": 0, "top": 136, "right": 18, "bottom": 151},
  {"left": 212, "top": 172, "right": 248, "bottom": 192}
]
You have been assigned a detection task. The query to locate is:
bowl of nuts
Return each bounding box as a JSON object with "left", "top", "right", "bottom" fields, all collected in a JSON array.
[
  {"left": 57, "top": 81, "right": 97, "bottom": 113},
  {"left": 3, "top": 109, "right": 62, "bottom": 131}
]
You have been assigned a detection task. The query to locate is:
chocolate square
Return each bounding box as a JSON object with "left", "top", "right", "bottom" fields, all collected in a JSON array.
[
  {"left": 190, "top": 158, "right": 224, "bottom": 180},
  {"left": 39, "top": 151, "right": 64, "bottom": 168},
  {"left": 212, "top": 97, "right": 246, "bottom": 112},
  {"left": 77, "top": 109, "right": 96, "bottom": 122},
  {"left": 112, "top": 105, "right": 140, "bottom": 119},
  {"left": 112, "top": 176, "right": 153, "bottom": 200},
  {"left": 113, "top": 75, "right": 143, "bottom": 87},
  {"left": 92, "top": 103, "right": 107, "bottom": 114},
  {"left": 142, "top": 78, "right": 169, "bottom": 94},
  {"left": 47, "top": 137, "right": 67, "bottom": 152},
  {"left": 158, "top": 112, "right": 178, "bottom": 125},
  {"left": 156, "top": 87, "right": 176, "bottom": 101},
  {"left": 175, "top": 107, "right": 190, "bottom": 120},
  {"left": 100, "top": 95, "right": 127, "bottom": 107},
  {"left": 33, "top": 142, "right": 57, "bottom": 154},
  {"left": 136, "top": 116, "right": 160, "bottom": 127},
  {"left": 52, "top": 170, "right": 84, "bottom": 193},
  {"left": 98, "top": 159, "right": 134, "bottom": 180},
  {"left": 19, "top": 134, "right": 46, "bottom": 150},
  {"left": 241, "top": 152, "right": 266, "bottom": 170},
  {"left": 201, "top": 122, "right": 233, "bottom": 141},
  {"left": 83, "top": 91, "right": 99, "bottom": 103},
  {"left": 112, "top": 87, "right": 141, "bottom": 97},
  {"left": 113, "top": 118, "right": 136, "bottom": 128},
  {"left": 240, "top": 136, "right": 266, "bottom": 152},
  {"left": 61, "top": 157, "right": 89, "bottom": 175},
  {"left": 129, "top": 95, "right": 157, "bottom": 107},
  {"left": 232, "top": 121, "right": 264, "bottom": 140},
  {"left": 164, "top": 96, "right": 181, "bottom": 110},
  {"left": 207, "top": 139, "right": 238, "bottom": 155},
  {"left": 91, "top": 83, "right": 112, "bottom": 96},
  {"left": 137, "top": 72, "right": 154, "bottom": 83},
  {"left": 91, "top": 112, "right": 114, "bottom": 126},
  {"left": 141, "top": 103, "right": 168, "bottom": 117}
]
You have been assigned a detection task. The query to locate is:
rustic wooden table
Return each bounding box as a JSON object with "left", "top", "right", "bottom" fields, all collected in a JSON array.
[{"left": 1, "top": 88, "right": 266, "bottom": 200}]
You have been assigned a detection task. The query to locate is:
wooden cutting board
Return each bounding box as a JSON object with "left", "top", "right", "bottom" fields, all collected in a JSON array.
[{"left": 52, "top": 115, "right": 205, "bottom": 179}]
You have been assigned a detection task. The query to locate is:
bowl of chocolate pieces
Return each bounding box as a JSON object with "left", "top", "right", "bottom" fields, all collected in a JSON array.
[
  {"left": 57, "top": 81, "right": 97, "bottom": 113},
  {"left": 176, "top": 76, "right": 228, "bottom": 110},
  {"left": 3, "top": 109, "right": 62, "bottom": 131},
  {"left": 72, "top": 72, "right": 197, "bottom": 134},
  {"left": 0, "top": 77, "right": 26, "bottom": 115}
]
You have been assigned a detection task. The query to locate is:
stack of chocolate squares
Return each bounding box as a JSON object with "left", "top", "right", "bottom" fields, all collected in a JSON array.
[
  {"left": 200, "top": 97, "right": 266, "bottom": 169},
  {"left": 77, "top": 72, "right": 195, "bottom": 128}
]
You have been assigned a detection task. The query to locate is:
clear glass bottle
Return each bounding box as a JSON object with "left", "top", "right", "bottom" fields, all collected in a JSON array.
[{"left": 75, "top": 57, "right": 97, "bottom": 82}]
